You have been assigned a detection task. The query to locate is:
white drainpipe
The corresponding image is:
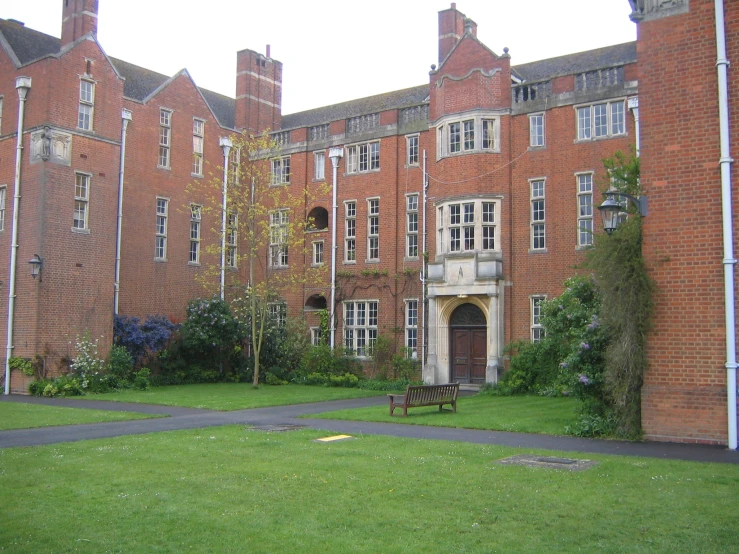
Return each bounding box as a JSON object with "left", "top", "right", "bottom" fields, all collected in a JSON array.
[
  {"left": 219, "top": 137, "right": 233, "bottom": 300},
  {"left": 714, "top": 0, "right": 737, "bottom": 450},
  {"left": 421, "top": 150, "right": 428, "bottom": 376},
  {"left": 113, "top": 109, "right": 132, "bottom": 315},
  {"left": 5, "top": 77, "right": 31, "bottom": 395},
  {"left": 328, "top": 147, "right": 343, "bottom": 349},
  {"left": 628, "top": 96, "right": 640, "bottom": 156}
]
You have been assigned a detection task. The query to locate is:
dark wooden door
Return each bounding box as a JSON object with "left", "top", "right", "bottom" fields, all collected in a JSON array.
[{"left": 452, "top": 328, "right": 487, "bottom": 384}]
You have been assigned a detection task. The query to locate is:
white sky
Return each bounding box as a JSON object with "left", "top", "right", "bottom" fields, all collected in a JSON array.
[{"left": 2, "top": 0, "right": 636, "bottom": 115}]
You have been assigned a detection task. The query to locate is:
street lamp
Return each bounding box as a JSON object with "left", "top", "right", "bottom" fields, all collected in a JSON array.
[
  {"left": 598, "top": 191, "right": 648, "bottom": 234},
  {"left": 28, "top": 254, "right": 42, "bottom": 280}
]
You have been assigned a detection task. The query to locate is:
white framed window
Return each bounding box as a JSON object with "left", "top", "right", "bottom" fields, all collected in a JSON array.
[
  {"left": 192, "top": 119, "right": 204, "bottom": 176},
  {"left": 227, "top": 212, "right": 238, "bottom": 268},
  {"left": 576, "top": 100, "right": 626, "bottom": 141},
  {"left": 343, "top": 300, "right": 378, "bottom": 357},
  {"left": 271, "top": 157, "right": 291, "bottom": 185},
  {"left": 367, "top": 198, "right": 379, "bottom": 261},
  {"left": 577, "top": 173, "right": 594, "bottom": 247},
  {"left": 268, "top": 302, "right": 287, "bottom": 328},
  {"left": 189, "top": 204, "right": 201, "bottom": 264},
  {"left": 73, "top": 172, "right": 90, "bottom": 231},
  {"left": 436, "top": 199, "right": 499, "bottom": 254},
  {"left": 310, "top": 327, "right": 322, "bottom": 346},
  {"left": 159, "top": 109, "right": 172, "bottom": 168},
  {"left": 406, "top": 194, "right": 419, "bottom": 258},
  {"left": 530, "top": 180, "right": 546, "bottom": 251},
  {"left": 269, "top": 209, "right": 289, "bottom": 268},
  {"left": 530, "top": 113, "right": 544, "bottom": 147},
  {"left": 314, "top": 151, "right": 325, "bottom": 181},
  {"left": 405, "top": 299, "right": 418, "bottom": 357},
  {"left": 346, "top": 141, "right": 380, "bottom": 174},
  {"left": 407, "top": 135, "right": 419, "bottom": 166},
  {"left": 155, "top": 197, "right": 168, "bottom": 260},
  {"left": 0, "top": 186, "right": 5, "bottom": 231},
  {"left": 531, "top": 296, "right": 545, "bottom": 342},
  {"left": 229, "top": 148, "right": 241, "bottom": 186},
  {"left": 78, "top": 80, "right": 94, "bottom": 131},
  {"left": 345, "top": 201, "right": 356, "bottom": 262},
  {"left": 312, "top": 240, "right": 324, "bottom": 266},
  {"left": 437, "top": 114, "right": 500, "bottom": 158}
]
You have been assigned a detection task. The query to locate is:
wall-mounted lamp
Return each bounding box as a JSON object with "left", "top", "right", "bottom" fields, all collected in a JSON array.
[
  {"left": 598, "top": 191, "right": 648, "bottom": 235},
  {"left": 28, "top": 254, "right": 43, "bottom": 280}
]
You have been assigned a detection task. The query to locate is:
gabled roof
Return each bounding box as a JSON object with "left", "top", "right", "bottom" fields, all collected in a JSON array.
[
  {"left": 512, "top": 42, "right": 637, "bottom": 83},
  {"left": 281, "top": 85, "right": 429, "bottom": 130},
  {"left": 0, "top": 18, "right": 59, "bottom": 65}
]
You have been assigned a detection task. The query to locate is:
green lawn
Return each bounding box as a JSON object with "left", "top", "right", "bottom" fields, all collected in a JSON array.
[
  {"left": 0, "top": 402, "right": 164, "bottom": 430},
  {"left": 79, "top": 383, "right": 385, "bottom": 411},
  {"left": 1, "top": 426, "right": 737, "bottom": 553},
  {"left": 307, "top": 394, "right": 579, "bottom": 435}
]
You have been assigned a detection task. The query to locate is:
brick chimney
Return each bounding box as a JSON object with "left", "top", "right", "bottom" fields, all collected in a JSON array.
[
  {"left": 438, "top": 4, "right": 477, "bottom": 64},
  {"left": 235, "top": 47, "right": 283, "bottom": 133},
  {"left": 61, "top": 0, "right": 99, "bottom": 47}
]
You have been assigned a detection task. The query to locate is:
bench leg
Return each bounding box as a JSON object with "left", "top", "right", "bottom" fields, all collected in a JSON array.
[
  {"left": 452, "top": 400, "right": 456, "bottom": 413},
  {"left": 403, "top": 406, "right": 407, "bottom": 417},
  {"left": 389, "top": 403, "right": 394, "bottom": 416}
]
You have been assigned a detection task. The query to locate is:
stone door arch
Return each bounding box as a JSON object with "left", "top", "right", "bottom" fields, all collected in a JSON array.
[{"left": 449, "top": 303, "right": 487, "bottom": 384}]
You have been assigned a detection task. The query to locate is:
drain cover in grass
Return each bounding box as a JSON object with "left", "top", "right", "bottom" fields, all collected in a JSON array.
[
  {"left": 314, "top": 435, "right": 355, "bottom": 443},
  {"left": 496, "top": 454, "right": 596, "bottom": 471}
]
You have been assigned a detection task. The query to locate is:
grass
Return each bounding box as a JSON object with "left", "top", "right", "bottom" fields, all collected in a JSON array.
[
  {"left": 79, "top": 383, "right": 385, "bottom": 411},
  {"left": 0, "top": 402, "right": 164, "bottom": 430},
  {"left": 1, "top": 426, "right": 737, "bottom": 553},
  {"left": 306, "top": 394, "right": 579, "bottom": 435}
]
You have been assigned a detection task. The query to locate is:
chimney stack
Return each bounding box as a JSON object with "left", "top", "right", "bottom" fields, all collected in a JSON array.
[
  {"left": 438, "top": 3, "right": 467, "bottom": 64},
  {"left": 234, "top": 48, "right": 283, "bottom": 133},
  {"left": 61, "top": 0, "right": 99, "bottom": 48}
]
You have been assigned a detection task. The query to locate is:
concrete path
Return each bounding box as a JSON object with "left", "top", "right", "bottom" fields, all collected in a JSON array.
[{"left": 2, "top": 394, "right": 738, "bottom": 464}]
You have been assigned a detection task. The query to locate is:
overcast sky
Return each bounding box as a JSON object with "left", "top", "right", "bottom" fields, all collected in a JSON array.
[{"left": 2, "top": 0, "right": 636, "bottom": 115}]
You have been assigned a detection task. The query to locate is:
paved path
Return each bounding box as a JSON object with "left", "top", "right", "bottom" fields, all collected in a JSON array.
[{"left": 2, "top": 394, "right": 738, "bottom": 464}]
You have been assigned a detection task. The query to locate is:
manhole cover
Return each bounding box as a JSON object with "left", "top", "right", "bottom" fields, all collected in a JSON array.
[
  {"left": 496, "top": 454, "right": 597, "bottom": 471},
  {"left": 250, "top": 424, "right": 306, "bottom": 432}
]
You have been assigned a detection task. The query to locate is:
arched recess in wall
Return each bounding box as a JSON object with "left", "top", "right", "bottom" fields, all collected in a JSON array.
[
  {"left": 305, "top": 294, "right": 327, "bottom": 311},
  {"left": 438, "top": 295, "right": 489, "bottom": 326},
  {"left": 307, "top": 207, "right": 329, "bottom": 231}
]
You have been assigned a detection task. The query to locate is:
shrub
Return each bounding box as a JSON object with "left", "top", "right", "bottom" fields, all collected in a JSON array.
[
  {"left": 29, "top": 374, "right": 84, "bottom": 397},
  {"left": 133, "top": 368, "right": 151, "bottom": 390},
  {"left": 70, "top": 333, "right": 106, "bottom": 376},
  {"left": 108, "top": 345, "right": 134, "bottom": 381},
  {"left": 114, "top": 314, "right": 177, "bottom": 366}
]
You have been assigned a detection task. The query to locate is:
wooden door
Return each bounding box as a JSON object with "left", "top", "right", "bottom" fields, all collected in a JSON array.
[{"left": 452, "top": 330, "right": 471, "bottom": 383}]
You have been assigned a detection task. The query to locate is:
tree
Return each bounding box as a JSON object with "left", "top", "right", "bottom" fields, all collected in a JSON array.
[{"left": 188, "top": 132, "right": 328, "bottom": 387}]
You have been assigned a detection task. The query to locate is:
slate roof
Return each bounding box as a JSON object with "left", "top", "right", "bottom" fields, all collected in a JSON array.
[
  {"left": 512, "top": 42, "right": 637, "bottom": 83},
  {"left": 0, "top": 18, "right": 60, "bottom": 64}
]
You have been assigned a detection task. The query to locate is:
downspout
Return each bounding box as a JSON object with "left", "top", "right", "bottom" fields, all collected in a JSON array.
[
  {"left": 714, "top": 0, "right": 737, "bottom": 450},
  {"left": 628, "top": 96, "right": 640, "bottom": 156},
  {"left": 219, "top": 137, "right": 233, "bottom": 300},
  {"left": 328, "top": 148, "right": 343, "bottom": 350},
  {"left": 113, "top": 109, "right": 132, "bottom": 315},
  {"left": 421, "top": 150, "right": 428, "bottom": 377},
  {"left": 5, "top": 77, "right": 31, "bottom": 396}
]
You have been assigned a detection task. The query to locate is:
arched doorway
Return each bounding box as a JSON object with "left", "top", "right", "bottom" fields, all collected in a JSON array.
[{"left": 449, "top": 303, "right": 487, "bottom": 384}]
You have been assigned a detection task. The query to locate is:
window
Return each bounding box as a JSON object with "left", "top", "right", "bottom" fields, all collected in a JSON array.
[
  {"left": 343, "top": 300, "right": 378, "bottom": 356},
  {"left": 192, "top": 119, "right": 204, "bottom": 176},
  {"left": 78, "top": 80, "right": 94, "bottom": 131},
  {"left": 407, "top": 135, "right": 419, "bottom": 166},
  {"left": 577, "top": 173, "right": 594, "bottom": 247},
  {"left": 531, "top": 180, "right": 545, "bottom": 250},
  {"left": 367, "top": 198, "right": 379, "bottom": 261},
  {"left": 155, "top": 198, "right": 168, "bottom": 260},
  {"left": 314, "top": 151, "right": 325, "bottom": 181},
  {"left": 312, "top": 241, "right": 324, "bottom": 266},
  {"left": 229, "top": 148, "right": 241, "bottom": 186},
  {"left": 72, "top": 173, "right": 90, "bottom": 231},
  {"left": 310, "top": 327, "right": 322, "bottom": 346},
  {"left": 271, "top": 157, "right": 291, "bottom": 185},
  {"left": 346, "top": 141, "right": 380, "bottom": 174},
  {"left": 530, "top": 113, "right": 544, "bottom": 147},
  {"left": 227, "top": 212, "right": 238, "bottom": 268},
  {"left": 0, "top": 187, "right": 5, "bottom": 231},
  {"left": 345, "top": 201, "right": 356, "bottom": 262},
  {"left": 576, "top": 100, "right": 626, "bottom": 141},
  {"left": 405, "top": 299, "right": 418, "bottom": 357},
  {"left": 436, "top": 199, "right": 499, "bottom": 254},
  {"left": 189, "top": 204, "right": 201, "bottom": 264},
  {"left": 269, "top": 209, "right": 288, "bottom": 268},
  {"left": 406, "top": 194, "right": 419, "bottom": 258},
  {"left": 531, "top": 296, "right": 545, "bottom": 342},
  {"left": 268, "top": 303, "right": 287, "bottom": 328},
  {"left": 159, "top": 109, "right": 172, "bottom": 168},
  {"left": 437, "top": 115, "right": 500, "bottom": 158}
]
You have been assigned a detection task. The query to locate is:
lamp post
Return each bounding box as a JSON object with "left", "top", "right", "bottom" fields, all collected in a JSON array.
[
  {"left": 598, "top": 191, "right": 648, "bottom": 234},
  {"left": 219, "top": 137, "right": 233, "bottom": 300},
  {"left": 328, "top": 147, "right": 343, "bottom": 350}
]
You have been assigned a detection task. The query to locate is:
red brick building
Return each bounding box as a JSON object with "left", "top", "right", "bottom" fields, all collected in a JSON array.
[{"left": 1, "top": 1, "right": 735, "bottom": 447}]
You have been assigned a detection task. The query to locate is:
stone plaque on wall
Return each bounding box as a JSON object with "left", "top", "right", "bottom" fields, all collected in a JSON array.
[
  {"left": 629, "top": 0, "right": 689, "bottom": 22},
  {"left": 30, "top": 127, "right": 72, "bottom": 166}
]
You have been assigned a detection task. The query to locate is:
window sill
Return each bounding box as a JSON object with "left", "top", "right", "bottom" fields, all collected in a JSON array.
[
  {"left": 528, "top": 248, "right": 549, "bottom": 254},
  {"left": 528, "top": 145, "right": 546, "bottom": 151},
  {"left": 157, "top": 165, "right": 171, "bottom": 171},
  {"left": 154, "top": 258, "right": 168, "bottom": 263},
  {"left": 438, "top": 149, "right": 500, "bottom": 160},
  {"left": 344, "top": 169, "right": 381, "bottom": 177},
  {"left": 404, "top": 256, "right": 420, "bottom": 263},
  {"left": 343, "top": 260, "right": 357, "bottom": 265},
  {"left": 576, "top": 244, "right": 593, "bottom": 252},
  {"left": 269, "top": 182, "right": 290, "bottom": 188},
  {"left": 365, "top": 259, "right": 380, "bottom": 264},
  {"left": 191, "top": 173, "right": 203, "bottom": 179},
  {"left": 71, "top": 228, "right": 91, "bottom": 235},
  {"left": 187, "top": 261, "right": 201, "bottom": 266},
  {"left": 311, "top": 263, "right": 325, "bottom": 268},
  {"left": 574, "top": 133, "right": 626, "bottom": 144},
  {"left": 270, "top": 265, "right": 289, "bottom": 270}
]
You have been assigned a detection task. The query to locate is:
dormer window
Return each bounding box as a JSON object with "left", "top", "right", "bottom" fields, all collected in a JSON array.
[{"left": 437, "top": 114, "right": 500, "bottom": 159}]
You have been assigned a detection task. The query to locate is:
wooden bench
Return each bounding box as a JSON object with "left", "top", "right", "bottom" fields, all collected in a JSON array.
[{"left": 387, "top": 383, "right": 459, "bottom": 417}]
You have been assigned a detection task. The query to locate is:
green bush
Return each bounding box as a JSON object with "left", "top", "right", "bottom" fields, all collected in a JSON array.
[
  {"left": 29, "top": 375, "right": 84, "bottom": 397},
  {"left": 108, "top": 345, "right": 134, "bottom": 381},
  {"left": 133, "top": 368, "right": 151, "bottom": 390}
]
